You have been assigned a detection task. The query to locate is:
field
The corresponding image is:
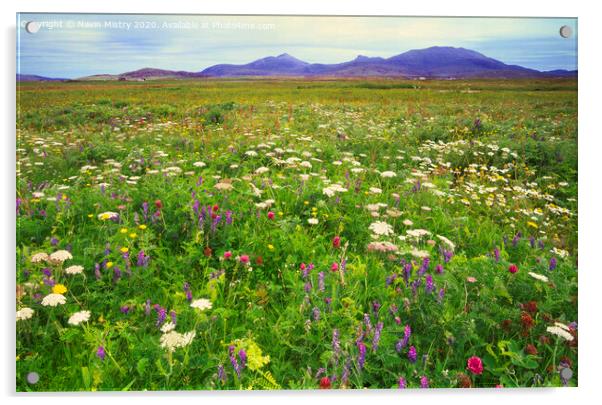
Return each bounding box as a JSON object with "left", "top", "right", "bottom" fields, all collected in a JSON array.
[{"left": 16, "top": 78, "right": 578, "bottom": 390}]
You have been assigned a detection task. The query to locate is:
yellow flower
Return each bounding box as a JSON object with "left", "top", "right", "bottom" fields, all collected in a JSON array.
[
  {"left": 52, "top": 284, "right": 67, "bottom": 294},
  {"left": 106, "top": 262, "right": 113, "bottom": 269},
  {"left": 303, "top": 201, "right": 309, "bottom": 206},
  {"left": 120, "top": 228, "right": 128, "bottom": 234},
  {"left": 129, "top": 233, "right": 137, "bottom": 239},
  {"left": 87, "top": 214, "right": 93, "bottom": 219},
  {"left": 527, "top": 221, "right": 538, "bottom": 229},
  {"left": 267, "top": 244, "right": 274, "bottom": 251},
  {"left": 120, "top": 247, "right": 129, "bottom": 253},
  {"left": 138, "top": 224, "right": 147, "bottom": 230},
  {"left": 278, "top": 212, "right": 283, "bottom": 216}
]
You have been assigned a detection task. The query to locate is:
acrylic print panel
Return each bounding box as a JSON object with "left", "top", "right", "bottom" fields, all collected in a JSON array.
[{"left": 16, "top": 13, "right": 577, "bottom": 391}]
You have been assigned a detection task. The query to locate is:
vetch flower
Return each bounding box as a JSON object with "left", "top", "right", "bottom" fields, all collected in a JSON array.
[{"left": 96, "top": 346, "right": 106, "bottom": 361}]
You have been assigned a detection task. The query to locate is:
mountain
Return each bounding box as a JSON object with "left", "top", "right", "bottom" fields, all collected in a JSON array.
[
  {"left": 199, "top": 46, "right": 575, "bottom": 78},
  {"left": 77, "top": 68, "right": 208, "bottom": 81},
  {"left": 16, "top": 74, "right": 67, "bottom": 82}
]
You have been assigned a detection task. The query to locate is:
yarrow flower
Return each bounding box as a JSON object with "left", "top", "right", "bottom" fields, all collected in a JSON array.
[
  {"left": 49, "top": 250, "right": 73, "bottom": 264},
  {"left": 369, "top": 221, "right": 394, "bottom": 236},
  {"left": 16, "top": 307, "right": 34, "bottom": 321},
  {"left": 41, "top": 293, "right": 66, "bottom": 307},
  {"left": 160, "top": 321, "right": 176, "bottom": 333},
  {"left": 190, "top": 298, "right": 213, "bottom": 311},
  {"left": 546, "top": 324, "right": 574, "bottom": 341},
  {"left": 30, "top": 252, "right": 48, "bottom": 263},
  {"left": 160, "top": 330, "right": 196, "bottom": 352},
  {"left": 65, "top": 265, "right": 84, "bottom": 275},
  {"left": 68, "top": 310, "right": 91, "bottom": 326},
  {"left": 528, "top": 272, "right": 549, "bottom": 283}
]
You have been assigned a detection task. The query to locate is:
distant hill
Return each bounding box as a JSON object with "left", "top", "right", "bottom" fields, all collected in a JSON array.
[
  {"left": 18, "top": 47, "right": 578, "bottom": 81},
  {"left": 199, "top": 46, "right": 576, "bottom": 79},
  {"left": 16, "top": 74, "right": 67, "bottom": 82}
]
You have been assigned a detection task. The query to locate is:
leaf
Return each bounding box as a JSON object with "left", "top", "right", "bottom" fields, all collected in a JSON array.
[
  {"left": 81, "top": 367, "right": 91, "bottom": 390},
  {"left": 136, "top": 358, "right": 149, "bottom": 377},
  {"left": 121, "top": 379, "right": 136, "bottom": 391}
]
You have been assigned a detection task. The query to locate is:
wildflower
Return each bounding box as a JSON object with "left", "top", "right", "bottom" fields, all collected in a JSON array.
[
  {"left": 155, "top": 200, "right": 163, "bottom": 209},
  {"left": 372, "top": 322, "right": 383, "bottom": 352},
  {"left": 549, "top": 257, "right": 557, "bottom": 271},
  {"left": 16, "top": 307, "right": 34, "bottom": 321},
  {"left": 398, "top": 377, "right": 407, "bottom": 389},
  {"left": 267, "top": 211, "right": 275, "bottom": 220},
  {"left": 65, "top": 265, "right": 84, "bottom": 275},
  {"left": 420, "top": 376, "right": 429, "bottom": 388},
  {"left": 41, "top": 293, "right": 66, "bottom": 307},
  {"left": 120, "top": 305, "right": 131, "bottom": 315},
  {"left": 224, "top": 251, "right": 232, "bottom": 260},
  {"left": 191, "top": 298, "right": 212, "bottom": 311},
  {"left": 332, "top": 329, "right": 341, "bottom": 360},
  {"left": 467, "top": 356, "right": 484, "bottom": 375},
  {"left": 49, "top": 250, "right": 73, "bottom": 264},
  {"left": 508, "top": 264, "right": 518, "bottom": 274},
  {"left": 96, "top": 346, "right": 106, "bottom": 361},
  {"left": 308, "top": 218, "right": 319, "bottom": 225},
  {"left": 380, "top": 171, "right": 397, "bottom": 178},
  {"left": 528, "top": 272, "right": 549, "bottom": 282},
  {"left": 98, "top": 211, "right": 119, "bottom": 221},
  {"left": 369, "top": 221, "right": 394, "bottom": 236},
  {"left": 239, "top": 255, "right": 250, "bottom": 264},
  {"left": 331, "top": 262, "right": 339, "bottom": 272},
  {"left": 408, "top": 346, "right": 417, "bottom": 363},
  {"left": 160, "top": 330, "right": 196, "bottom": 352},
  {"left": 30, "top": 252, "right": 48, "bottom": 263},
  {"left": 357, "top": 341, "right": 366, "bottom": 369},
  {"left": 160, "top": 321, "right": 176, "bottom": 333},
  {"left": 52, "top": 283, "right": 67, "bottom": 294},
  {"left": 546, "top": 325, "right": 574, "bottom": 341},
  {"left": 319, "top": 376, "right": 331, "bottom": 389},
  {"left": 425, "top": 274, "right": 434, "bottom": 294},
  {"left": 333, "top": 235, "right": 341, "bottom": 248},
  {"left": 68, "top": 310, "right": 91, "bottom": 326},
  {"left": 238, "top": 349, "right": 247, "bottom": 369},
  {"left": 525, "top": 344, "right": 538, "bottom": 355}
]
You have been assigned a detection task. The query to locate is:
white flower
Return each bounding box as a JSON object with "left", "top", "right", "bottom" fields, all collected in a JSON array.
[
  {"left": 528, "top": 272, "right": 549, "bottom": 283},
  {"left": 65, "top": 265, "right": 84, "bottom": 275},
  {"left": 214, "top": 182, "right": 233, "bottom": 191},
  {"left": 380, "top": 171, "right": 397, "bottom": 178},
  {"left": 255, "top": 167, "right": 269, "bottom": 174},
  {"left": 190, "top": 298, "right": 212, "bottom": 311},
  {"left": 160, "top": 330, "right": 196, "bottom": 352},
  {"left": 41, "top": 293, "right": 66, "bottom": 307},
  {"left": 245, "top": 150, "right": 258, "bottom": 157},
  {"left": 436, "top": 235, "right": 456, "bottom": 251},
  {"left": 300, "top": 161, "right": 312, "bottom": 168},
  {"left": 402, "top": 219, "right": 413, "bottom": 227},
  {"left": 369, "top": 221, "right": 394, "bottom": 236},
  {"left": 68, "top": 310, "right": 91, "bottom": 325},
  {"left": 161, "top": 321, "right": 176, "bottom": 333},
  {"left": 16, "top": 307, "right": 34, "bottom": 321},
  {"left": 546, "top": 325, "right": 574, "bottom": 341},
  {"left": 308, "top": 218, "right": 319, "bottom": 225},
  {"left": 98, "top": 211, "right": 119, "bottom": 221},
  {"left": 410, "top": 248, "right": 430, "bottom": 259},
  {"left": 193, "top": 161, "right": 206, "bottom": 167},
  {"left": 406, "top": 229, "right": 431, "bottom": 239},
  {"left": 49, "top": 250, "right": 73, "bottom": 264},
  {"left": 369, "top": 187, "right": 382, "bottom": 194},
  {"left": 30, "top": 252, "right": 48, "bottom": 263}
]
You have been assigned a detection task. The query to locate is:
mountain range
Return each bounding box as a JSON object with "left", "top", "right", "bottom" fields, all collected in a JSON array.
[{"left": 17, "top": 46, "right": 577, "bottom": 81}]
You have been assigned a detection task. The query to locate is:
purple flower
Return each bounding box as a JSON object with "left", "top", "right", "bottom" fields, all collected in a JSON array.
[
  {"left": 372, "top": 300, "right": 381, "bottom": 316},
  {"left": 443, "top": 250, "right": 453, "bottom": 263},
  {"left": 318, "top": 271, "right": 325, "bottom": 292},
  {"left": 170, "top": 310, "right": 177, "bottom": 325},
  {"left": 436, "top": 264, "right": 444, "bottom": 274},
  {"left": 494, "top": 247, "right": 500, "bottom": 262},
  {"left": 96, "top": 346, "right": 106, "bottom": 361},
  {"left": 420, "top": 376, "right": 429, "bottom": 388},
  {"left": 357, "top": 341, "right": 366, "bottom": 369},
  {"left": 137, "top": 250, "right": 150, "bottom": 267},
  {"left": 228, "top": 345, "right": 241, "bottom": 378},
  {"left": 145, "top": 299, "right": 151, "bottom": 316},
  {"left": 425, "top": 274, "right": 434, "bottom": 294},
  {"left": 549, "top": 257, "right": 557, "bottom": 271},
  {"left": 50, "top": 237, "right": 59, "bottom": 246},
  {"left": 42, "top": 267, "right": 52, "bottom": 277},
  {"left": 312, "top": 307, "right": 320, "bottom": 322},
  {"left": 238, "top": 349, "right": 247, "bottom": 369},
  {"left": 438, "top": 288, "right": 445, "bottom": 303},
  {"left": 304, "top": 281, "right": 312, "bottom": 293},
  {"left": 120, "top": 305, "right": 130, "bottom": 315},
  {"left": 403, "top": 325, "right": 412, "bottom": 347},
  {"left": 398, "top": 377, "right": 406, "bottom": 389},
  {"left": 332, "top": 329, "right": 340, "bottom": 360},
  {"left": 372, "top": 322, "right": 383, "bottom": 352},
  {"left": 155, "top": 305, "right": 167, "bottom": 327},
  {"left": 408, "top": 346, "right": 417, "bottom": 363},
  {"left": 217, "top": 364, "right": 226, "bottom": 384}
]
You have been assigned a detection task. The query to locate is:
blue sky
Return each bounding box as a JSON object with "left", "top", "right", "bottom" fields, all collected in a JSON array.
[{"left": 17, "top": 14, "right": 577, "bottom": 78}]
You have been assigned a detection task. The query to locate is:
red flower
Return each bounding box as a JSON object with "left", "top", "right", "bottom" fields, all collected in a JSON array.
[
  {"left": 508, "top": 264, "right": 518, "bottom": 274},
  {"left": 223, "top": 251, "right": 232, "bottom": 260},
  {"left": 300, "top": 263, "right": 306, "bottom": 271},
  {"left": 267, "top": 211, "right": 275, "bottom": 220},
  {"left": 203, "top": 247, "right": 212, "bottom": 257},
  {"left": 255, "top": 256, "right": 263, "bottom": 266},
  {"left": 331, "top": 262, "right": 339, "bottom": 272},
  {"left": 332, "top": 236, "right": 341, "bottom": 248},
  {"left": 155, "top": 200, "right": 163, "bottom": 209},
  {"left": 525, "top": 344, "right": 538, "bottom": 355},
  {"left": 467, "top": 356, "right": 483, "bottom": 375},
  {"left": 239, "top": 255, "right": 250, "bottom": 264},
  {"left": 212, "top": 204, "right": 219, "bottom": 212},
  {"left": 319, "top": 376, "right": 331, "bottom": 389}
]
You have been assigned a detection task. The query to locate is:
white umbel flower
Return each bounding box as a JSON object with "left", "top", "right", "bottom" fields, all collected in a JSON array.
[
  {"left": 160, "top": 321, "right": 176, "bottom": 333},
  {"left": 41, "top": 293, "right": 66, "bottom": 307},
  {"left": 369, "top": 221, "right": 394, "bottom": 236},
  {"left": 49, "top": 250, "right": 73, "bottom": 264},
  {"left": 30, "top": 252, "right": 48, "bottom": 263},
  {"left": 307, "top": 218, "right": 319, "bottom": 225},
  {"left": 160, "top": 330, "right": 196, "bottom": 352},
  {"left": 380, "top": 171, "right": 397, "bottom": 178},
  {"left": 190, "top": 298, "right": 212, "bottom": 311},
  {"left": 193, "top": 161, "right": 206, "bottom": 167},
  {"left": 68, "top": 310, "right": 91, "bottom": 325},
  {"left": 546, "top": 325, "right": 574, "bottom": 341},
  {"left": 65, "top": 265, "right": 84, "bottom": 275},
  {"left": 16, "top": 307, "right": 34, "bottom": 321},
  {"left": 528, "top": 272, "right": 549, "bottom": 283}
]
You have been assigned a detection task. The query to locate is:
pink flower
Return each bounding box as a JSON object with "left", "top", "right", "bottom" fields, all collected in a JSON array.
[
  {"left": 332, "top": 236, "right": 341, "bottom": 249},
  {"left": 223, "top": 251, "right": 232, "bottom": 260},
  {"left": 239, "top": 255, "right": 250, "bottom": 264},
  {"left": 508, "top": 264, "right": 518, "bottom": 274},
  {"left": 300, "top": 263, "right": 306, "bottom": 271},
  {"left": 267, "top": 211, "right": 275, "bottom": 220},
  {"left": 467, "top": 356, "right": 484, "bottom": 375},
  {"left": 466, "top": 276, "right": 477, "bottom": 283},
  {"left": 331, "top": 262, "right": 339, "bottom": 272}
]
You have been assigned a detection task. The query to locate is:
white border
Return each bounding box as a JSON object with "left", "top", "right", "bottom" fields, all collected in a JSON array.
[{"left": 3, "top": 1, "right": 600, "bottom": 405}]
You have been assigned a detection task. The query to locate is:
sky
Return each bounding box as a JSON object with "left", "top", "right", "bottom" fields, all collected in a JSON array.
[{"left": 17, "top": 14, "right": 578, "bottom": 78}]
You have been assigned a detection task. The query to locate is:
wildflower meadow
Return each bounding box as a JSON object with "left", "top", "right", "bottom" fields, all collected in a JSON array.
[{"left": 16, "top": 78, "right": 577, "bottom": 390}]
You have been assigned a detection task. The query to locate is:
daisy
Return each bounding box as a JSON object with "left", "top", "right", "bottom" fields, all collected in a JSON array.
[
  {"left": 41, "top": 293, "right": 66, "bottom": 307},
  {"left": 68, "top": 310, "right": 91, "bottom": 325},
  {"left": 190, "top": 298, "right": 213, "bottom": 311}
]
